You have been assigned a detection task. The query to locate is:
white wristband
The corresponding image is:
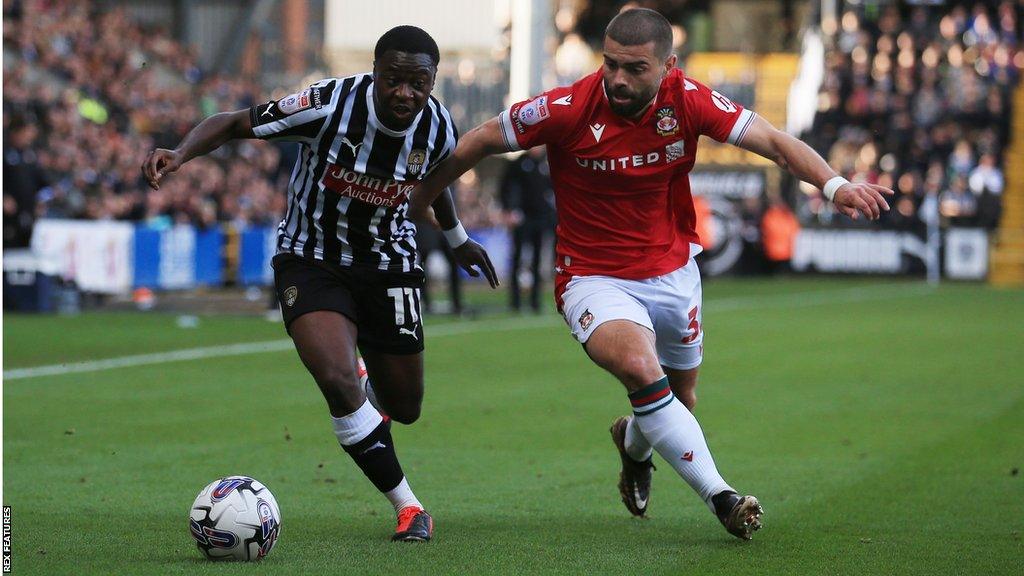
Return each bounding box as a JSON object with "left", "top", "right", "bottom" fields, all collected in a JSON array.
[
  {"left": 822, "top": 176, "right": 849, "bottom": 202},
  {"left": 442, "top": 222, "right": 469, "bottom": 248}
]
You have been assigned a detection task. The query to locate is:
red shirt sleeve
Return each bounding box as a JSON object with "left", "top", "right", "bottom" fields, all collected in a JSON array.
[
  {"left": 683, "top": 78, "right": 755, "bottom": 145},
  {"left": 497, "top": 87, "right": 576, "bottom": 151}
]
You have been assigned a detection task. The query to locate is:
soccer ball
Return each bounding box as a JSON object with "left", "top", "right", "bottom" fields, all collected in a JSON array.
[{"left": 189, "top": 476, "right": 281, "bottom": 561}]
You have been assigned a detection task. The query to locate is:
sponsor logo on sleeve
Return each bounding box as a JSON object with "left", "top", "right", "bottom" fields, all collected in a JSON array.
[
  {"left": 710, "top": 90, "right": 737, "bottom": 113},
  {"left": 552, "top": 94, "right": 573, "bottom": 106},
  {"left": 517, "top": 95, "right": 549, "bottom": 126},
  {"left": 655, "top": 106, "right": 679, "bottom": 137},
  {"left": 278, "top": 89, "right": 313, "bottom": 115}
]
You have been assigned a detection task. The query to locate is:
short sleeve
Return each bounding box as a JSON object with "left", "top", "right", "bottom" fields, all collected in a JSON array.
[
  {"left": 249, "top": 79, "right": 336, "bottom": 143},
  {"left": 497, "top": 87, "right": 575, "bottom": 151},
  {"left": 683, "top": 78, "right": 755, "bottom": 145}
]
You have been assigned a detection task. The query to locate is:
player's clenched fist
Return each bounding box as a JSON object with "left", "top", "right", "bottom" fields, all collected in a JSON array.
[{"left": 142, "top": 148, "right": 183, "bottom": 190}]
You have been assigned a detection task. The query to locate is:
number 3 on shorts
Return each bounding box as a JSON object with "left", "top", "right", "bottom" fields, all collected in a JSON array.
[
  {"left": 387, "top": 287, "right": 420, "bottom": 326},
  {"left": 681, "top": 305, "right": 701, "bottom": 344}
]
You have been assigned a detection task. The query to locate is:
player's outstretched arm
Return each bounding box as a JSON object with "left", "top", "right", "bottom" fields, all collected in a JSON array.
[
  {"left": 736, "top": 114, "right": 892, "bottom": 220},
  {"left": 407, "top": 116, "right": 509, "bottom": 222},
  {"left": 141, "top": 109, "right": 254, "bottom": 190}
]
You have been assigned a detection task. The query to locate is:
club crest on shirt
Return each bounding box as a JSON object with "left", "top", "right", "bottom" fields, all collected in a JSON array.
[
  {"left": 406, "top": 149, "right": 427, "bottom": 176},
  {"left": 665, "top": 139, "right": 685, "bottom": 162},
  {"left": 579, "top": 308, "right": 594, "bottom": 330},
  {"left": 284, "top": 286, "right": 298, "bottom": 307},
  {"left": 655, "top": 106, "right": 678, "bottom": 136}
]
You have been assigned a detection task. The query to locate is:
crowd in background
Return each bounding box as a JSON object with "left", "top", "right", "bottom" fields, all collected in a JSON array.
[
  {"left": 2, "top": 0, "right": 289, "bottom": 246},
  {"left": 4, "top": 0, "right": 1022, "bottom": 257},
  {"left": 803, "top": 0, "right": 1020, "bottom": 230},
  {"left": 1, "top": 0, "right": 519, "bottom": 250}
]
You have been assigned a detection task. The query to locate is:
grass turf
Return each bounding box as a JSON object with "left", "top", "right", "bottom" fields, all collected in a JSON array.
[{"left": 3, "top": 278, "right": 1022, "bottom": 575}]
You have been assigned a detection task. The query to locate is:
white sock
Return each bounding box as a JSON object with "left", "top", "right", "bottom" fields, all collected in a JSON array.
[
  {"left": 332, "top": 400, "right": 422, "bottom": 513},
  {"left": 331, "top": 399, "right": 382, "bottom": 446},
  {"left": 624, "top": 416, "right": 653, "bottom": 462},
  {"left": 385, "top": 478, "right": 422, "bottom": 513},
  {"left": 630, "top": 378, "right": 733, "bottom": 511}
]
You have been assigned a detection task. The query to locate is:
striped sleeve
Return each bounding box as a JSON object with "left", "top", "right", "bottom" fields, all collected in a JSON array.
[
  {"left": 249, "top": 79, "right": 337, "bottom": 143},
  {"left": 424, "top": 100, "right": 459, "bottom": 176}
]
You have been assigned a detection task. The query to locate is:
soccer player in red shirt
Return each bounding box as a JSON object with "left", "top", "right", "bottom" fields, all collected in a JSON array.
[{"left": 409, "top": 9, "right": 892, "bottom": 540}]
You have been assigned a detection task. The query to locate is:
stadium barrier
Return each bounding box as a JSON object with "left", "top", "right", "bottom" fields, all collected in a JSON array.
[
  {"left": 793, "top": 228, "right": 989, "bottom": 280},
  {"left": 21, "top": 220, "right": 989, "bottom": 301},
  {"left": 133, "top": 225, "right": 224, "bottom": 289},
  {"left": 30, "top": 219, "right": 134, "bottom": 294}
]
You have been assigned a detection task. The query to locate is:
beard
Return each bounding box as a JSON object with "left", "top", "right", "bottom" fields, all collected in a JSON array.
[{"left": 604, "top": 79, "right": 657, "bottom": 118}]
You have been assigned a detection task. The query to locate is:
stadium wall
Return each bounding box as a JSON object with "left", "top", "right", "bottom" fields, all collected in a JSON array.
[{"left": 6, "top": 219, "right": 989, "bottom": 305}]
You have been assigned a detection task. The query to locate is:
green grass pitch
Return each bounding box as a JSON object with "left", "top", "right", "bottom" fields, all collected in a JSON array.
[{"left": 3, "top": 278, "right": 1022, "bottom": 575}]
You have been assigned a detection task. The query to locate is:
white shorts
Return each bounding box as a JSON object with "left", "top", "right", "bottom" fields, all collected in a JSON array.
[{"left": 559, "top": 255, "right": 704, "bottom": 370}]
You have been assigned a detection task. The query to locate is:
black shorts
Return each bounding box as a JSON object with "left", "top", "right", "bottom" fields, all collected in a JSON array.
[{"left": 272, "top": 253, "right": 425, "bottom": 354}]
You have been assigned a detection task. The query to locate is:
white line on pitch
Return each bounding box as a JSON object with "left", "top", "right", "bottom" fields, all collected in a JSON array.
[
  {"left": 1, "top": 315, "right": 561, "bottom": 381},
  {"left": 3, "top": 283, "right": 934, "bottom": 381}
]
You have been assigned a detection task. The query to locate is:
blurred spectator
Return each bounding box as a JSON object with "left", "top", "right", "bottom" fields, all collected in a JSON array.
[
  {"left": 499, "top": 148, "right": 555, "bottom": 313},
  {"left": 940, "top": 175, "right": 978, "bottom": 223},
  {"left": 761, "top": 195, "right": 801, "bottom": 274},
  {"left": 968, "top": 153, "right": 1005, "bottom": 195},
  {"left": 3, "top": 114, "right": 46, "bottom": 247},
  {"left": 805, "top": 0, "right": 1021, "bottom": 231}
]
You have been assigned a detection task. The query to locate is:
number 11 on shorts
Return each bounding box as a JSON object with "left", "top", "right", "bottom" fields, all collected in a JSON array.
[{"left": 387, "top": 287, "right": 419, "bottom": 326}]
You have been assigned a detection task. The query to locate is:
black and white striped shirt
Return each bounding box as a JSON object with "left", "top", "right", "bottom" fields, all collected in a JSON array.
[{"left": 249, "top": 73, "right": 458, "bottom": 272}]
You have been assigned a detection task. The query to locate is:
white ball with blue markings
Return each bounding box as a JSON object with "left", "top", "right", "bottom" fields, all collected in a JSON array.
[{"left": 189, "top": 476, "right": 281, "bottom": 561}]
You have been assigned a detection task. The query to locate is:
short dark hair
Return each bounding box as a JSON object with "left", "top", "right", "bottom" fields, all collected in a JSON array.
[
  {"left": 374, "top": 25, "right": 440, "bottom": 66},
  {"left": 605, "top": 8, "right": 674, "bottom": 60}
]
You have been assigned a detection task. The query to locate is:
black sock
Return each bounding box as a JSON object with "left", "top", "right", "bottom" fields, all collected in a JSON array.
[{"left": 341, "top": 420, "right": 404, "bottom": 493}]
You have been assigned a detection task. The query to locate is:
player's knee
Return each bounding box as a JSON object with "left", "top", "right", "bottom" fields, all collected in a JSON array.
[
  {"left": 311, "top": 363, "right": 361, "bottom": 405},
  {"left": 388, "top": 403, "right": 421, "bottom": 425},
  {"left": 615, "top": 353, "right": 662, "bottom": 390}
]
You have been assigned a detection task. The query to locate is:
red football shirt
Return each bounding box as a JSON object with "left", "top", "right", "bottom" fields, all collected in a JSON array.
[{"left": 498, "top": 68, "right": 754, "bottom": 280}]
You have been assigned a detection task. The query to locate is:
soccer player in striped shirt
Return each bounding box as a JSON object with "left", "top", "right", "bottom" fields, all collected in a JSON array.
[
  {"left": 143, "top": 26, "right": 498, "bottom": 542},
  {"left": 409, "top": 9, "right": 892, "bottom": 540}
]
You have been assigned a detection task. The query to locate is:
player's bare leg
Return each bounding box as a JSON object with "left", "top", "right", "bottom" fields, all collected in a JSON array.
[
  {"left": 290, "top": 311, "right": 364, "bottom": 415},
  {"left": 290, "top": 312, "right": 431, "bottom": 542},
  {"left": 588, "top": 320, "right": 762, "bottom": 539},
  {"left": 664, "top": 366, "right": 698, "bottom": 412},
  {"left": 359, "top": 349, "right": 424, "bottom": 425}
]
